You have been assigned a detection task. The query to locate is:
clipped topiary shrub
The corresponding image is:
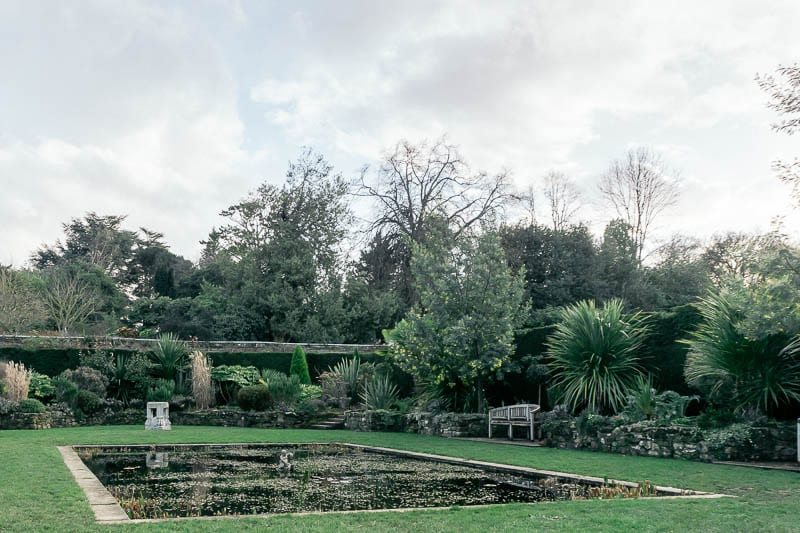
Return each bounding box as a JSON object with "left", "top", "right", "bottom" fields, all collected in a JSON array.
[
  {"left": 290, "top": 346, "right": 311, "bottom": 385},
  {"left": 18, "top": 398, "right": 46, "bottom": 413},
  {"left": 237, "top": 385, "right": 271, "bottom": 411},
  {"left": 75, "top": 390, "right": 104, "bottom": 415}
]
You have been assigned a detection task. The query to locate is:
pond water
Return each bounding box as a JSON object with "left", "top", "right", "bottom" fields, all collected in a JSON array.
[{"left": 75, "top": 444, "right": 661, "bottom": 519}]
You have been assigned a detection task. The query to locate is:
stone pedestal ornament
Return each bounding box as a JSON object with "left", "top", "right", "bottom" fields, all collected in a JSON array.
[{"left": 145, "top": 402, "right": 171, "bottom": 430}]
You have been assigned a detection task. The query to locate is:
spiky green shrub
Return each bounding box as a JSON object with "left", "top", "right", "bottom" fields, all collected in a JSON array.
[
  {"left": 149, "top": 333, "right": 189, "bottom": 381},
  {"left": 683, "top": 292, "right": 800, "bottom": 414},
  {"left": 546, "top": 299, "right": 648, "bottom": 414},
  {"left": 360, "top": 375, "right": 399, "bottom": 410},
  {"left": 289, "top": 346, "right": 311, "bottom": 385},
  {"left": 107, "top": 352, "right": 151, "bottom": 405},
  {"left": 147, "top": 379, "right": 175, "bottom": 402},
  {"left": 329, "top": 356, "right": 360, "bottom": 402},
  {"left": 260, "top": 369, "right": 301, "bottom": 410}
]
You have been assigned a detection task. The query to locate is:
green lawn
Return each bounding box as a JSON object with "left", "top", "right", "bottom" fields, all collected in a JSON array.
[{"left": 1, "top": 426, "right": 797, "bottom": 532}]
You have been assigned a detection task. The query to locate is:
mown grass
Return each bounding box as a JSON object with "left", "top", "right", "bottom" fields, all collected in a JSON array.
[{"left": 0, "top": 426, "right": 797, "bottom": 532}]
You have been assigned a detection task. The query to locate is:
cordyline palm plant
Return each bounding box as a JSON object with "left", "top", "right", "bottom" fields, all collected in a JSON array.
[
  {"left": 683, "top": 292, "right": 800, "bottom": 414},
  {"left": 149, "top": 333, "right": 189, "bottom": 381},
  {"left": 546, "top": 299, "right": 648, "bottom": 414},
  {"left": 361, "top": 375, "right": 400, "bottom": 410}
]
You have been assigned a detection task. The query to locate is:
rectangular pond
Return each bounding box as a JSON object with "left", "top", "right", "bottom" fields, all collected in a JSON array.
[{"left": 74, "top": 443, "right": 686, "bottom": 520}]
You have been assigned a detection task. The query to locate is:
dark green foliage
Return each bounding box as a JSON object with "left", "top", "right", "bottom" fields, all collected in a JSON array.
[
  {"left": 209, "top": 351, "right": 385, "bottom": 381},
  {"left": 211, "top": 365, "right": 261, "bottom": 404},
  {"left": 61, "top": 366, "right": 108, "bottom": 397},
  {"left": 546, "top": 299, "right": 649, "bottom": 414},
  {"left": 51, "top": 375, "right": 78, "bottom": 405},
  {"left": 75, "top": 390, "right": 103, "bottom": 415},
  {"left": 18, "top": 398, "right": 46, "bottom": 413},
  {"left": 621, "top": 375, "right": 698, "bottom": 422},
  {"left": 290, "top": 346, "right": 311, "bottom": 384},
  {"left": 260, "top": 369, "right": 301, "bottom": 409},
  {"left": 28, "top": 371, "right": 55, "bottom": 402},
  {"left": 0, "top": 347, "right": 81, "bottom": 377},
  {"left": 683, "top": 292, "right": 800, "bottom": 414},
  {"left": 640, "top": 305, "right": 701, "bottom": 394},
  {"left": 237, "top": 385, "right": 271, "bottom": 411},
  {"left": 390, "top": 230, "right": 527, "bottom": 412},
  {"left": 149, "top": 333, "right": 189, "bottom": 381},
  {"left": 109, "top": 352, "right": 152, "bottom": 405},
  {"left": 499, "top": 223, "right": 601, "bottom": 308},
  {"left": 146, "top": 379, "right": 175, "bottom": 402},
  {"left": 360, "top": 375, "right": 400, "bottom": 410}
]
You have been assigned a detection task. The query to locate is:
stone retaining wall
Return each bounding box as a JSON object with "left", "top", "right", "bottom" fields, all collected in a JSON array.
[
  {"left": 540, "top": 411, "right": 797, "bottom": 462},
  {"left": 0, "top": 407, "right": 327, "bottom": 430},
  {"left": 344, "top": 410, "right": 488, "bottom": 438}
]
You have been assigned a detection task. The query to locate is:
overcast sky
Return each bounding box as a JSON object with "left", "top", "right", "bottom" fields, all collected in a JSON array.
[{"left": 1, "top": 0, "right": 799, "bottom": 266}]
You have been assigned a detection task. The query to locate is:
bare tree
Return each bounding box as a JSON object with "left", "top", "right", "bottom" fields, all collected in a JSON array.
[
  {"left": 516, "top": 184, "right": 538, "bottom": 225},
  {"left": 0, "top": 267, "right": 47, "bottom": 334},
  {"left": 42, "top": 270, "right": 100, "bottom": 335},
  {"left": 599, "top": 147, "right": 679, "bottom": 264},
  {"left": 358, "top": 139, "right": 510, "bottom": 244},
  {"left": 757, "top": 64, "right": 800, "bottom": 201},
  {"left": 543, "top": 171, "right": 582, "bottom": 231}
]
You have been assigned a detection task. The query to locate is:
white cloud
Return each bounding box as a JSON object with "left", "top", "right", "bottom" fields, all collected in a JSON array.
[{"left": 2, "top": 0, "right": 800, "bottom": 266}]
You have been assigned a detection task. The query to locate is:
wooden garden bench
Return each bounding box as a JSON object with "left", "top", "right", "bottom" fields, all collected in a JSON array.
[{"left": 488, "top": 403, "right": 541, "bottom": 441}]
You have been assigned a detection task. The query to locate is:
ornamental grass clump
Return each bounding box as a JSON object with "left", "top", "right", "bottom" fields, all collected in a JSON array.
[
  {"left": 2, "top": 361, "right": 31, "bottom": 402},
  {"left": 546, "top": 299, "right": 648, "bottom": 414},
  {"left": 190, "top": 351, "right": 213, "bottom": 410}
]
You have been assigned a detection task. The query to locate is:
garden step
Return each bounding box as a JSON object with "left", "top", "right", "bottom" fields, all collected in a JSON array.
[{"left": 309, "top": 416, "right": 346, "bottom": 430}]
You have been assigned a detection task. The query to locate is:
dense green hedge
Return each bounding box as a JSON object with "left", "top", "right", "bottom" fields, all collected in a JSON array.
[
  {"left": 0, "top": 347, "right": 82, "bottom": 376},
  {"left": 1, "top": 306, "right": 699, "bottom": 402},
  {"left": 208, "top": 351, "right": 387, "bottom": 381},
  {"left": 0, "top": 346, "right": 387, "bottom": 382},
  {"left": 640, "top": 304, "right": 701, "bottom": 395}
]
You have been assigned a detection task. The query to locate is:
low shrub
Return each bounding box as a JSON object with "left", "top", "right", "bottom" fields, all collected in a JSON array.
[
  {"left": 62, "top": 366, "right": 108, "bottom": 397},
  {"left": 299, "top": 384, "right": 323, "bottom": 402},
  {"left": 18, "top": 398, "right": 46, "bottom": 413},
  {"left": 237, "top": 385, "right": 271, "bottom": 411},
  {"left": 211, "top": 365, "right": 260, "bottom": 404},
  {"left": 75, "top": 390, "right": 104, "bottom": 415},
  {"left": 28, "top": 371, "right": 55, "bottom": 402},
  {"left": 0, "top": 397, "right": 18, "bottom": 415},
  {"left": 261, "top": 370, "right": 301, "bottom": 410},
  {"left": 52, "top": 375, "right": 79, "bottom": 406}
]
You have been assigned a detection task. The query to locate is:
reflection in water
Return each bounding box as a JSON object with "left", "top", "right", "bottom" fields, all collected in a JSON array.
[{"left": 145, "top": 452, "right": 169, "bottom": 469}]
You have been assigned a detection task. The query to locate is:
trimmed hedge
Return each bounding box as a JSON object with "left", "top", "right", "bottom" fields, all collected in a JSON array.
[
  {"left": 0, "top": 347, "right": 387, "bottom": 382},
  {"left": 0, "top": 347, "right": 81, "bottom": 377},
  {"left": 208, "top": 351, "right": 387, "bottom": 381}
]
